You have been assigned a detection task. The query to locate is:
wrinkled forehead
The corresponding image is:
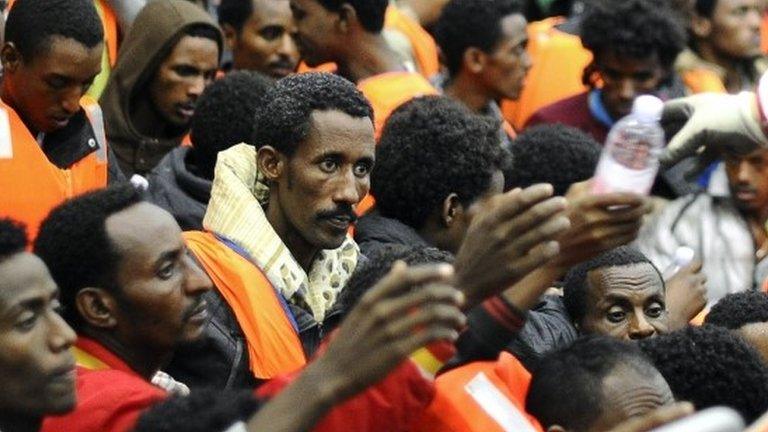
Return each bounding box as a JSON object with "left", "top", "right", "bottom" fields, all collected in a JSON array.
[
  {"left": 299, "top": 109, "right": 375, "bottom": 155},
  {"left": 595, "top": 364, "right": 674, "bottom": 427},
  {"left": 588, "top": 263, "right": 664, "bottom": 297}
]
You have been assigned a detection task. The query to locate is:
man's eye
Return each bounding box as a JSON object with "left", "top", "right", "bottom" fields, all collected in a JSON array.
[
  {"left": 47, "top": 78, "right": 67, "bottom": 90},
  {"left": 15, "top": 313, "right": 37, "bottom": 332},
  {"left": 353, "top": 162, "right": 372, "bottom": 177},
  {"left": 158, "top": 263, "right": 176, "bottom": 280},
  {"left": 607, "top": 308, "right": 626, "bottom": 323},
  {"left": 646, "top": 303, "right": 664, "bottom": 318},
  {"left": 174, "top": 66, "right": 198, "bottom": 77},
  {"left": 319, "top": 159, "right": 338, "bottom": 173},
  {"left": 260, "top": 27, "right": 283, "bottom": 41}
]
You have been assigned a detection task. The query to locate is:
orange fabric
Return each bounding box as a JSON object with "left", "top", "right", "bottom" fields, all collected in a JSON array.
[
  {"left": 355, "top": 71, "right": 438, "bottom": 215},
  {"left": 680, "top": 69, "right": 728, "bottom": 94},
  {"left": 763, "top": 13, "right": 768, "bottom": 54},
  {"left": 501, "top": 17, "right": 591, "bottom": 130},
  {"left": 7, "top": 0, "right": 118, "bottom": 66},
  {"left": 183, "top": 231, "right": 307, "bottom": 379},
  {"left": 384, "top": 5, "right": 441, "bottom": 79},
  {"left": 297, "top": 62, "right": 339, "bottom": 73},
  {"left": 503, "top": 120, "right": 517, "bottom": 139},
  {"left": 0, "top": 98, "right": 108, "bottom": 242},
  {"left": 415, "top": 352, "right": 543, "bottom": 432}
]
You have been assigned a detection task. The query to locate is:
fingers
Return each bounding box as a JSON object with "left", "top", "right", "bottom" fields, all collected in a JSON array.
[
  {"left": 384, "top": 301, "right": 466, "bottom": 341},
  {"left": 503, "top": 240, "right": 561, "bottom": 280},
  {"left": 505, "top": 213, "right": 571, "bottom": 257},
  {"left": 503, "top": 197, "right": 570, "bottom": 241},
  {"left": 361, "top": 262, "right": 455, "bottom": 305},
  {"left": 484, "top": 184, "right": 555, "bottom": 226},
  {"left": 660, "top": 119, "right": 705, "bottom": 167},
  {"left": 378, "top": 282, "right": 466, "bottom": 320}
]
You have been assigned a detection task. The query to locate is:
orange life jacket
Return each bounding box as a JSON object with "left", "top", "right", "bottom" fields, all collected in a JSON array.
[
  {"left": 183, "top": 231, "right": 307, "bottom": 379},
  {"left": 0, "top": 98, "right": 108, "bottom": 242},
  {"left": 501, "top": 17, "right": 592, "bottom": 130},
  {"left": 414, "top": 352, "right": 543, "bottom": 432},
  {"left": 354, "top": 71, "right": 439, "bottom": 215},
  {"left": 762, "top": 12, "right": 768, "bottom": 55},
  {"left": 680, "top": 69, "right": 728, "bottom": 94},
  {"left": 384, "top": 5, "right": 441, "bottom": 80}
]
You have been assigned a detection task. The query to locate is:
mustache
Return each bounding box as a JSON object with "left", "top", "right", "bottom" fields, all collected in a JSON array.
[
  {"left": 316, "top": 205, "right": 358, "bottom": 223},
  {"left": 182, "top": 297, "right": 206, "bottom": 321}
]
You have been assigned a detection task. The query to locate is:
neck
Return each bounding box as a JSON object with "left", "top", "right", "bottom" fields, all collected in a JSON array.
[
  {"left": 83, "top": 330, "right": 169, "bottom": 381},
  {"left": 264, "top": 193, "right": 319, "bottom": 272},
  {"left": 337, "top": 32, "right": 407, "bottom": 82},
  {"left": 695, "top": 42, "right": 752, "bottom": 92},
  {"left": 0, "top": 415, "right": 42, "bottom": 432},
  {"left": 131, "top": 96, "right": 186, "bottom": 140},
  {"left": 444, "top": 74, "right": 493, "bottom": 113}
]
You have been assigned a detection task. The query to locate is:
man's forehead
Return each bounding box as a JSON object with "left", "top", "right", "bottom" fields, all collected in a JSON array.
[
  {"left": 105, "top": 203, "right": 183, "bottom": 256},
  {"left": 589, "top": 263, "right": 663, "bottom": 293},
  {"left": 303, "top": 110, "right": 375, "bottom": 152},
  {"left": 0, "top": 253, "right": 55, "bottom": 312}
]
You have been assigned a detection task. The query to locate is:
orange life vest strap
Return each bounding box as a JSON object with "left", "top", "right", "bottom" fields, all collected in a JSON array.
[
  {"left": 183, "top": 231, "right": 307, "bottom": 379},
  {"left": 681, "top": 69, "right": 728, "bottom": 94}
]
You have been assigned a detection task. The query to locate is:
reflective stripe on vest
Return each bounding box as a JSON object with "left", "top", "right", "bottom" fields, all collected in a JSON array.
[
  {"left": 81, "top": 100, "right": 108, "bottom": 162},
  {"left": 465, "top": 372, "right": 538, "bottom": 432},
  {"left": 0, "top": 108, "right": 11, "bottom": 159}
]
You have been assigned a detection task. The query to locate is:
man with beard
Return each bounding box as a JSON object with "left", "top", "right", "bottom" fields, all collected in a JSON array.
[
  {"left": 100, "top": 0, "right": 222, "bottom": 176},
  {"left": 165, "top": 72, "right": 571, "bottom": 391}
]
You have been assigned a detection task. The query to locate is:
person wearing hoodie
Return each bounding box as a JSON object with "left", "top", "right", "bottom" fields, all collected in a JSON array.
[
  {"left": 101, "top": 0, "right": 223, "bottom": 177},
  {"left": 146, "top": 71, "right": 273, "bottom": 231}
]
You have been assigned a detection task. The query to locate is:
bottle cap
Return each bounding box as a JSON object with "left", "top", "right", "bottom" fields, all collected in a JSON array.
[
  {"left": 631, "top": 95, "right": 664, "bottom": 122},
  {"left": 673, "top": 246, "right": 695, "bottom": 267}
]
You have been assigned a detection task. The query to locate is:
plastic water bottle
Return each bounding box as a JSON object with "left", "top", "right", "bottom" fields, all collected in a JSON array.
[
  {"left": 592, "top": 95, "right": 665, "bottom": 195},
  {"left": 661, "top": 246, "right": 695, "bottom": 280}
]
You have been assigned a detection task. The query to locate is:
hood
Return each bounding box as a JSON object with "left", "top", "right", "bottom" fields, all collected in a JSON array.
[{"left": 100, "top": 0, "right": 222, "bottom": 167}]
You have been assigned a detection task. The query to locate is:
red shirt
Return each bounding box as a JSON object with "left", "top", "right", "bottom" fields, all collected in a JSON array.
[
  {"left": 525, "top": 91, "right": 609, "bottom": 143},
  {"left": 41, "top": 337, "right": 167, "bottom": 432}
]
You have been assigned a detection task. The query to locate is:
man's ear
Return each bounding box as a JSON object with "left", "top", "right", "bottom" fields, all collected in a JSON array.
[
  {"left": 75, "top": 288, "right": 119, "bottom": 330},
  {"left": 336, "top": 3, "right": 357, "bottom": 34},
  {"left": 690, "top": 14, "right": 712, "bottom": 39},
  {"left": 222, "top": 23, "right": 239, "bottom": 51},
  {"left": 1, "top": 43, "right": 22, "bottom": 74},
  {"left": 257, "top": 145, "right": 285, "bottom": 183},
  {"left": 441, "top": 193, "right": 463, "bottom": 227},
  {"left": 463, "top": 47, "right": 487, "bottom": 74}
]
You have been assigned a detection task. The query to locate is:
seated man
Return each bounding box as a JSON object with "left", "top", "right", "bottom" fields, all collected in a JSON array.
[
  {"left": 563, "top": 246, "right": 670, "bottom": 340},
  {"left": 641, "top": 325, "right": 768, "bottom": 423},
  {"left": 218, "top": 0, "right": 300, "bottom": 79},
  {"left": 677, "top": 0, "right": 766, "bottom": 94},
  {"left": 146, "top": 71, "right": 273, "bottom": 230},
  {"left": 0, "top": 219, "right": 78, "bottom": 432},
  {"left": 101, "top": 0, "right": 222, "bottom": 176},
  {"left": 168, "top": 73, "right": 572, "bottom": 389},
  {"left": 0, "top": 0, "right": 121, "bottom": 241},
  {"left": 637, "top": 148, "right": 768, "bottom": 302},
  {"left": 34, "top": 185, "right": 469, "bottom": 432},
  {"left": 527, "top": 336, "right": 675, "bottom": 432},
  {"left": 433, "top": 0, "right": 531, "bottom": 141},
  {"left": 526, "top": 0, "right": 686, "bottom": 144}
]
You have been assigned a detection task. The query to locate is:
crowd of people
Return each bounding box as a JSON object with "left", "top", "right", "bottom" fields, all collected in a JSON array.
[{"left": 5, "top": 0, "right": 768, "bottom": 431}]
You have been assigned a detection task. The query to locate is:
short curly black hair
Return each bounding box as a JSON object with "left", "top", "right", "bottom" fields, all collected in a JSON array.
[
  {"left": 580, "top": 0, "right": 686, "bottom": 86},
  {"left": 563, "top": 246, "right": 662, "bottom": 325},
  {"left": 34, "top": 184, "right": 143, "bottom": 329},
  {"left": 640, "top": 325, "right": 768, "bottom": 423},
  {"left": 694, "top": 0, "right": 718, "bottom": 18},
  {"left": 5, "top": 0, "right": 104, "bottom": 60},
  {"left": 190, "top": 70, "right": 274, "bottom": 172},
  {"left": 705, "top": 291, "right": 768, "bottom": 330},
  {"left": 339, "top": 244, "right": 454, "bottom": 314},
  {"left": 314, "top": 0, "right": 389, "bottom": 33},
  {"left": 527, "top": 335, "right": 663, "bottom": 431},
  {"left": 434, "top": 0, "right": 524, "bottom": 76},
  {"left": 134, "top": 389, "right": 262, "bottom": 432},
  {"left": 505, "top": 124, "right": 601, "bottom": 195},
  {"left": 371, "top": 95, "right": 511, "bottom": 229},
  {"left": 252, "top": 72, "right": 373, "bottom": 156},
  {"left": 218, "top": 0, "right": 256, "bottom": 33},
  {"left": 0, "top": 218, "right": 27, "bottom": 263}
]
